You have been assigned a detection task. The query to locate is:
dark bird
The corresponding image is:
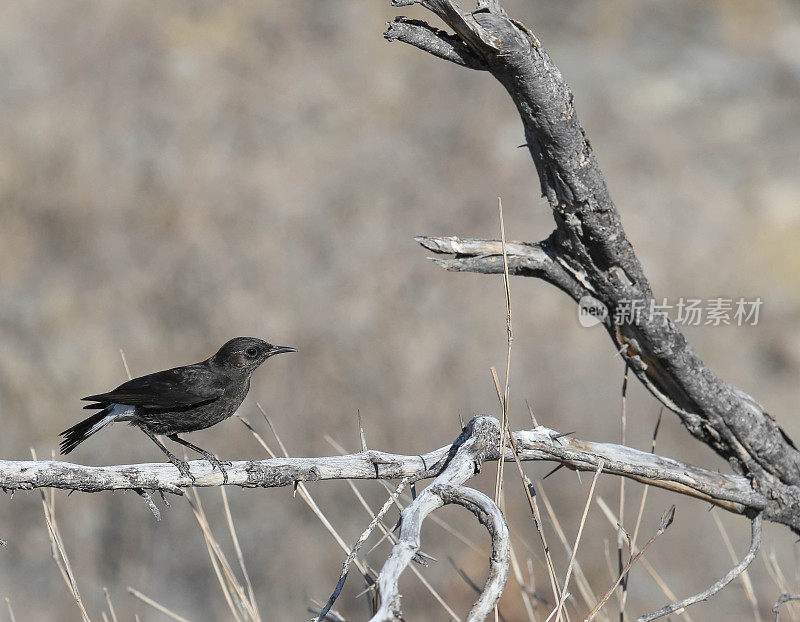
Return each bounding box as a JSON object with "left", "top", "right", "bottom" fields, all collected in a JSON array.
[{"left": 60, "top": 337, "right": 295, "bottom": 483}]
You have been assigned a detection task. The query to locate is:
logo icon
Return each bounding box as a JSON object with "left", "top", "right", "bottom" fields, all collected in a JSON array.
[{"left": 578, "top": 295, "right": 608, "bottom": 328}]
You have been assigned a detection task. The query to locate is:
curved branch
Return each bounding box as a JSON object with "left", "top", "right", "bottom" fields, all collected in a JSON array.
[
  {"left": 370, "top": 416, "right": 509, "bottom": 621},
  {"left": 638, "top": 513, "right": 763, "bottom": 622},
  {"left": 390, "top": 0, "right": 800, "bottom": 532}
]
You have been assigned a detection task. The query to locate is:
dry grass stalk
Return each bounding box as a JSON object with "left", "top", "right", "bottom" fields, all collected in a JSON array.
[
  {"left": 587, "top": 506, "right": 676, "bottom": 621},
  {"left": 537, "top": 485, "right": 600, "bottom": 613},
  {"left": 103, "top": 587, "right": 119, "bottom": 622},
  {"left": 31, "top": 448, "right": 90, "bottom": 622},
  {"left": 549, "top": 461, "right": 604, "bottom": 622},
  {"left": 126, "top": 587, "right": 191, "bottom": 622},
  {"left": 324, "top": 436, "right": 462, "bottom": 621},
  {"left": 595, "top": 496, "right": 694, "bottom": 622}
]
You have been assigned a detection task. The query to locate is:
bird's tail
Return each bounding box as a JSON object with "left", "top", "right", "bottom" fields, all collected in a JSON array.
[{"left": 59, "top": 406, "right": 115, "bottom": 454}]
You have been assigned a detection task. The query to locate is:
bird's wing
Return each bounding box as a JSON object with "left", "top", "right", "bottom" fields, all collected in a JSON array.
[{"left": 82, "top": 364, "right": 225, "bottom": 410}]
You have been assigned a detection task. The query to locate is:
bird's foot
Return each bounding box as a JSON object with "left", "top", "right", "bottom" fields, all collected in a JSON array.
[
  {"left": 169, "top": 456, "right": 196, "bottom": 485},
  {"left": 203, "top": 454, "right": 230, "bottom": 484}
]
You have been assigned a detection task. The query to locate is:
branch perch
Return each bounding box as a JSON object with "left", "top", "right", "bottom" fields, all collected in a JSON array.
[{"left": 1, "top": 419, "right": 766, "bottom": 517}]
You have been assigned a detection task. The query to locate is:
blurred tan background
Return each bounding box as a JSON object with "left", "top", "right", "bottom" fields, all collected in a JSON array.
[{"left": 1, "top": 0, "right": 800, "bottom": 620}]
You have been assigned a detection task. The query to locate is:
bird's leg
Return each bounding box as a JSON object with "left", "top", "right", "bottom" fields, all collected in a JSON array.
[
  {"left": 167, "top": 434, "right": 230, "bottom": 484},
  {"left": 140, "top": 428, "right": 195, "bottom": 484}
]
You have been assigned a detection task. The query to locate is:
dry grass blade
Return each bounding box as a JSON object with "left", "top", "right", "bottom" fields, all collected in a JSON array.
[
  {"left": 5, "top": 597, "right": 16, "bottom": 622},
  {"left": 104, "top": 587, "right": 119, "bottom": 622},
  {"left": 617, "top": 364, "right": 629, "bottom": 619},
  {"left": 188, "top": 491, "right": 243, "bottom": 621},
  {"left": 241, "top": 413, "right": 370, "bottom": 579},
  {"left": 313, "top": 478, "right": 409, "bottom": 622},
  {"left": 220, "top": 487, "right": 261, "bottom": 621},
  {"left": 595, "top": 496, "right": 694, "bottom": 622},
  {"left": 126, "top": 587, "right": 192, "bottom": 622},
  {"left": 548, "top": 460, "right": 604, "bottom": 622},
  {"left": 324, "top": 437, "right": 462, "bottom": 621},
  {"left": 629, "top": 410, "right": 662, "bottom": 554},
  {"left": 493, "top": 196, "right": 513, "bottom": 510},
  {"left": 187, "top": 488, "right": 257, "bottom": 621},
  {"left": 537, "top": 485, "right": 599, "bottom": 613},
  {"left": 492, "top": 196, "right": 514, "bottom": 622},
  {"left": 587, "top": 506, "right": 676, "bottom": 621},
  {"left": 247, "top": 409, "right": 377, "bottom": 604},
  {"left": 488, "top": 370, "right": 563, "bottom": 611},
  {"left": 509, "top": 543, "right": 538, "bottom": 622},
  {"left": 31, "top": 449, "right": 90, "bottom": 622}
]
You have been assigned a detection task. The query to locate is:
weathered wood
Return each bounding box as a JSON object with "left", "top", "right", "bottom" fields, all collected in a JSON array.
[
  {"left": 390, "top": 0, "right": 800, "bottom": 533},
  {"left": 370, "top": 416, "right": 510, "bottom": 621},
  {"left": 0, "top": 421, "right": 764, "bottom": 517}
]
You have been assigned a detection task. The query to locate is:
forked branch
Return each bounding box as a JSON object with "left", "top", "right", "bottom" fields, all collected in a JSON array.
[
  {"left": 370, "top": 416, "right": 509, "bottom": 621},
  {"left": 391, "top": 0, "right": 800, "bottom": 534}
]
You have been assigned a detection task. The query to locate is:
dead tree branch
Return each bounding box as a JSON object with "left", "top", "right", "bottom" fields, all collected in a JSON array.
[
  {"left": 370, "top": 416, "right": 509, "bottom": 621},
  {"left": 638, "top": 513, "right": 763, "bottom": 622},
  {"left": 392, "top": 0, "right": 800, "bottom": 533},
  {"left": 0, "top": 421, "right": 765, "bottom": 516}
]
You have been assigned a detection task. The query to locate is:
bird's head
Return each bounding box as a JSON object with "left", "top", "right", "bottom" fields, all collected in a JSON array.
[{"left": 211, "top": 337, "right": 296, "bottom": 377}]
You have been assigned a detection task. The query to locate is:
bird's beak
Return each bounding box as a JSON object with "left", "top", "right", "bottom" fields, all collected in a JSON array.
[{"left": 268, "top": 345, "right": 297, "bottom": 357}]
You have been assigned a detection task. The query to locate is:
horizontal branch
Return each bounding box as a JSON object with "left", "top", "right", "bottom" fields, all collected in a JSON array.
[{"left": 0, "top": 418, "right": 766, "bottom": 517}]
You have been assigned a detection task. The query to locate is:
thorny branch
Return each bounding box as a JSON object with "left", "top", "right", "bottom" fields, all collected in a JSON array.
[
  {"left": 370, "top": 416, "right": 510, "bottom": 621},
  {"left": 394, "top": 0, "right": 800, "bottom": 534},
  {"left": 0, "top": 421, "right": 764, "bottom": 516}
]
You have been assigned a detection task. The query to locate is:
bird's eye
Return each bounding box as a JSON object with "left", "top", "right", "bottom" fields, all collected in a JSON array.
[{"left": 245, "top": 347, "right": 259, "bottom": 358}]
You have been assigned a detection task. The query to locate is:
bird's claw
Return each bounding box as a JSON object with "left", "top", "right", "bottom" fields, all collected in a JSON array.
[
  {"left": 172, "top": 458, "right": 196, "bottom": 484},
  {"left": 205, "top": 455, "right": 230, "bottom": 484}
]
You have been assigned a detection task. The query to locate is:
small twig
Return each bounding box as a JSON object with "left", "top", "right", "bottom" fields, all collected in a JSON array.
[
  {"left": 127, "top": 587, "right": 191, "bottom": 622},
  {"left": 773, "top": 594, "right": 800, "bottom": 622},
  {"left": 638, "top": 513, "right": 763, "bottom": 622},
  {"left": 325, "top": 437, "right": 461, "bottom": 620},
  {"left": 587, "top": 506, "right": 675, "bottom": 621},
  {"left": 134, "top": 489, "right": 161, "bottom": 521},
  {"left": 370, "top": 417, "right": 509, "bottom": 622},
  {"left": 595, "top": 496, "right": 693, "bottom": 622},
  {"left": 308, "top": 600, "right": 348, "bottom": 622},
  {"left": 711, "top": 509, "right": 760, "bottom": 621}
]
